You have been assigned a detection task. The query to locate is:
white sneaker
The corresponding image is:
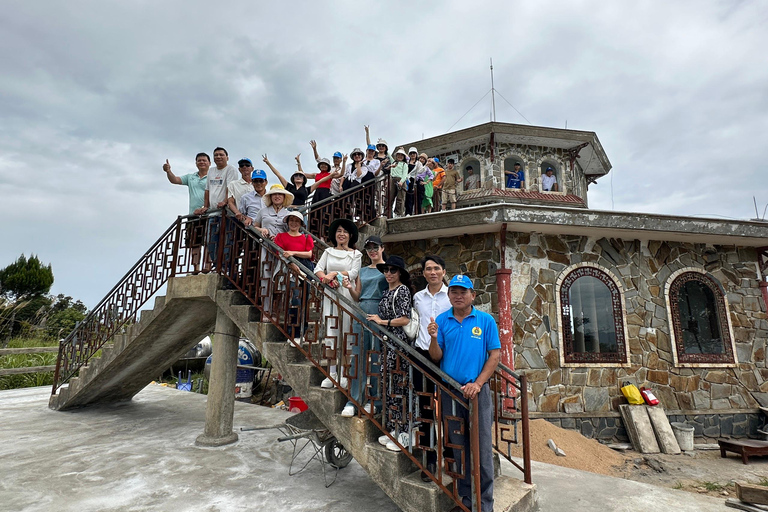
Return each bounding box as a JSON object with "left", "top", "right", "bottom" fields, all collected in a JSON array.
[
  {"left": 378, "top": 430, "right": 395, "bottom": 446},
  {"left": 341, "top": 404, "right": 355, "bottom": 417},
  {"left": 339, "top": 376, "right": 348, "bottom": 388},
  {"left": 363, "top": 403, "right": 379, "bottom": 415},
  {"left": 320, "top": 372, "right": 337, "bottom": 389},
  {"left": 386, "top": 430, "right": 415, "bottom": 451}
]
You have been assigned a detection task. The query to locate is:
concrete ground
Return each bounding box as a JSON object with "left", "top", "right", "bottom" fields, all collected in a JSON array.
[{"left": 1, "top": 385, "right": 729, "bottom": 512}]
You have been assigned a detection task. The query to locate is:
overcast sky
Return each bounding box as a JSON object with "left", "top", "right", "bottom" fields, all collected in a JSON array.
[{"left": 2, "top": 0, "right": 767, "bottom": 308}]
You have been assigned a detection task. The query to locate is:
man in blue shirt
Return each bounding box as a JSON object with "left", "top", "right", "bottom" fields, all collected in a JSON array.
[
  {"left": 428, "top": 274, "right": 500, "bottom": 512},
  {"left": 505, "top": 162, "right": 525, "bottom": 190}
]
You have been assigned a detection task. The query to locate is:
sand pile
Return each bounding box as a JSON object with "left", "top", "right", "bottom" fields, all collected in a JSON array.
[{"left": 504, "top": 419, "right": 629, "bottom": 476}]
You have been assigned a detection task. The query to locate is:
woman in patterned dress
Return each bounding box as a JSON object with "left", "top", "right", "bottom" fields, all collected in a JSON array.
[{"left": 366, "top": 255, "right": 414, "bottom": 451}]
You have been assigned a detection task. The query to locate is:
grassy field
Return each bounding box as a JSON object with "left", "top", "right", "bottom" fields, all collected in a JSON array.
[{"left": 0, "top": 336, "right": 58, "bottom": 390}]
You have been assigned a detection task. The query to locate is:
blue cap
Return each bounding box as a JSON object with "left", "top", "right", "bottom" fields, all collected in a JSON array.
[
  {"left": 238, "top": 158, "right": 253, "bottom": 167},
  {"left": 448, "top": 274, "right": 474, "bottom": 290},
  {"left": 546, "top": 166, "right": 553, "bottom": 171},
  {"left": 433, "top": 157, "right": 440, "bottom": 163},
  {"left": 333, "top": 151, "right": 343, "bottom": 158},
  {"left": 367, "top": 144, "right": 376, "bottom": 151},
  {"left": 251, "top": 169, "right": 267, "bottom": 180}
]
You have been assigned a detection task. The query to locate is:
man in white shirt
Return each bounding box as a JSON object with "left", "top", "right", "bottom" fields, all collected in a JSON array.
[
  {"left": 542, "top": 166, "right": 559, "bottom": 191},
  {"left": 227, "top": 158, "right": 255, "bottom": 219},
  {"left": 201, "top": 147, "right": 238, "bottom": 269},
  {"left": 412, "top": 254, "right": 451, "bottom": 482},
  {"left": 464, "top": 165, "right": 480, "bottom": 191}
]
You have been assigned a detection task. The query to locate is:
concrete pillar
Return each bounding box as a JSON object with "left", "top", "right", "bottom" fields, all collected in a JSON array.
[{"left": 195, "top": 307, "right": 240, "bottom": 447}]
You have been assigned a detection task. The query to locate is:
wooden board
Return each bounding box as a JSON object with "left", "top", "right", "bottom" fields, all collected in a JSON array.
[
  {"left": 0, "top": 365, "right": 56, "bottom": 376},
  {"left": 0, "top": 347, "right": 59, "bottom": 356},
  {"left": 736, "top": 482, "right": 768, "bottom": 506}
]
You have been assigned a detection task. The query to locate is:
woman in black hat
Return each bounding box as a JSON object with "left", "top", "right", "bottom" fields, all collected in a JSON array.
[
  {"left": 366, "top": 255, "right": 415, "bottom": 451},
  {"left": 314, "top": 218, "right": 362, "bottom": 389}
]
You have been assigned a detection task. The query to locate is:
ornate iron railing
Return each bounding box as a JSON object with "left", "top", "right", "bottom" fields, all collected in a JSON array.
[{"left": 52, "top": 209, "right": 531, "bottom": 511}]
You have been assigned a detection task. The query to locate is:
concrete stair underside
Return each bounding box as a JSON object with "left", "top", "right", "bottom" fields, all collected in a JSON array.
[{"left": 50, "top": 274, "right": 536, "bottom": 511}]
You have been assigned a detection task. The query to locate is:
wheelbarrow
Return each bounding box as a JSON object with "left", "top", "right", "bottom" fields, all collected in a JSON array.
[{"left": 241, "top": 408, "right": 353, "bottom": 487}]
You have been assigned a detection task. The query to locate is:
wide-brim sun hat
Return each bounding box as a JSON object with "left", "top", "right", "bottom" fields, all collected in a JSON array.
[
  {"left": 317, "top": 157, "right": 331, "bottom": 170},
  {"left": 290, "top": 172, "right": 307, "bottom": 186},
  {"left": 394, "top": 148, "right": 408, "bottom": 159},
  {"left": 283, "top": 210, "right": 305, "bottom": 226},
  {"left": 408, "top": 147, "right": 418, "bottom": 154},
  {"left": 350, "top": 147, "right": 365, "bottom": 157},
  {"left": 263, "top": 184, "right": 295, "bottom": 207},
  {"left": 376, "top": 138, "right": 388, "bottom": 149},
  {"left": 419, "top": 153, "right": 428, "bottom": 160},
  {"left": 328, "top": 218, "right": 359, "bottom": 247},
  {"left": 376, "top": 255, "right": 410, "bottom": 282}
]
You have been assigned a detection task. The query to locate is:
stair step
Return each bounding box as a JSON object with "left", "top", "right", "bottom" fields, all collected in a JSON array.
[
  {"left": 153, "top": 295, "right": 166, "bottom": 310},
  {"left": 399, "top": 469, "right": 455, "bottom": 512}
]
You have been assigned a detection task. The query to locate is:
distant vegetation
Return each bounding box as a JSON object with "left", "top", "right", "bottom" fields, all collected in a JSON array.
[{"left": 0, "top": 254, "right": 88, "bottom": 389}]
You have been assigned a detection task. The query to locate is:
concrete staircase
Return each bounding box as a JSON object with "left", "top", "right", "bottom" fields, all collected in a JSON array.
[
  {"left": 49, "top": 275, "right": 221, "bottom": 411},
  {"left": 50, "top": 273, "right": 536, "bottom": 512}
]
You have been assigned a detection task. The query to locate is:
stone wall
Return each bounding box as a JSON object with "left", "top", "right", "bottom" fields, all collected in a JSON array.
[{"left": 505, "top": 232, "right": 768, "bottom": 415}]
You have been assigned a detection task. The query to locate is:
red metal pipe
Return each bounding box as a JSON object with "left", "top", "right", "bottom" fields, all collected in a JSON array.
[{"left": 496, "top": 224, "right": 514, "bottom": 373}]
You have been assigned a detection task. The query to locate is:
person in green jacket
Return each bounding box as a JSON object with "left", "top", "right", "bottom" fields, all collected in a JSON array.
[{"left": 390, "top": 148, "right": 408, "bottom": 217}]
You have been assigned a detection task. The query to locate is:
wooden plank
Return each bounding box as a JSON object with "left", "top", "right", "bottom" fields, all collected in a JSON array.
[
  {"left": 646, "top": 406, "right": 681, "bottom": 454},
  {"left": 0, "top": 365, "right": 56, "bottom": 376},
  {"left": 726, "top": 498, "right": 768, "bottom": 512},
  {"left": 0, "top": 347, "right": 59, "bottom": 356},
  {"left": 736, "top": 482, "right": 768, "bottom": 506}
]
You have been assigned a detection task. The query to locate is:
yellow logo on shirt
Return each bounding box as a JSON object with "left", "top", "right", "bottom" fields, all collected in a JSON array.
[{"left": 472, "top": 326, "right": 482, "bottom": 336}]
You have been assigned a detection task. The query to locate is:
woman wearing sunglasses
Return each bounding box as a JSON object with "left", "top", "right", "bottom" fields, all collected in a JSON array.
[
  {"left": 366, "top": 255, "right": 415, "bottom": 451},
  {"left": 341, "top": 236, "right": 387, "bottom": 417}
]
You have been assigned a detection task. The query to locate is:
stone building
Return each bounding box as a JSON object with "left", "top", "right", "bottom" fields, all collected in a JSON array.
[{"left": 380, "top": 122, "right": 768, "bottom": 440}]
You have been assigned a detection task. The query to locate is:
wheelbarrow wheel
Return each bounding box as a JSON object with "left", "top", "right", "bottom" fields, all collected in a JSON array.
[{"left": 324, "top": 438, "right": 353, "bottom": 469}]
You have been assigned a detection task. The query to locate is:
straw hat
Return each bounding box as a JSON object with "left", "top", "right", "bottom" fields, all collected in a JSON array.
[{"left": 263, "top": 184, "right": 295, "bottom": 207}]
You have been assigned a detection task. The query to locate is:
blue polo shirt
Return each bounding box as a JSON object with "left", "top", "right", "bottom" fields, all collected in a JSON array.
[
  {"left": 436, "top": 306, "right": 501, "bottom": 385},
  {"left": 506, "top": 170, "right": 524, "bottom": 189}
]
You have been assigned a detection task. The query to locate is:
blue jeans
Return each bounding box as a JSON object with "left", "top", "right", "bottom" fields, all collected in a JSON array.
[{"left": 347, "top": 299, "right": 381, "bottom": 410}]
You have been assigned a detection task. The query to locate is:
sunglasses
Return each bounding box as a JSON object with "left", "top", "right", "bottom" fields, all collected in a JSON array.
[
  {"left": 381, "top": 266, "right": 400, "bottom": 274},
  {"left": 239, "top": 164, "right": 252, "bottom": 168},
  {"left": 253, "top": 179, "right": 266, "bottom": 183}
]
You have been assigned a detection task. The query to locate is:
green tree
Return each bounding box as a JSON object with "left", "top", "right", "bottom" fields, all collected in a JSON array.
[{"left": 0, "top": 254, "right": 54, "bottom": 300}]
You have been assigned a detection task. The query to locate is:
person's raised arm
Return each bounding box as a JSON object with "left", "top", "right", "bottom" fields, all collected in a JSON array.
[
  {"left": 364, "top": 125, "right": 371, "bottom": 147},
  {"left": 262, "top": 154, "right": 287, "bottom": 187},
  {"left": 163, "top": 159, "right": 182, "bottom": 185},
  {"left": 309, "top": 140, "right": 320, "bottom": 161},
  {"left": 297, "top": 153, "right": 317, "bottom": 179}
]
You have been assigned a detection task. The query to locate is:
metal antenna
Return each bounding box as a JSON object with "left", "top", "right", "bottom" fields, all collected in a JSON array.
[
  {"left": 490, "top": 58, "right": 497, "bottom": 122},
  {"left": 755, "top": 196, "right": 760, "bottom": 219}
]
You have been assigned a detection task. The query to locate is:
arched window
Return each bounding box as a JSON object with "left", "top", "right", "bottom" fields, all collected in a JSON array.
[
  {"left": 559, "top": 266, "right": 627, "bottom": 364},
  {"left": 503, "top": 157, "right": 525, "bottom": 190},
  {"left": 540, "top": 161, "right": 561, "bottom": 192},
  {"left": 668, "top": 271, "right": 735, "bottom": 365},
  {"left": 461, "top": 158, "right": 481, "bottom": 192}
]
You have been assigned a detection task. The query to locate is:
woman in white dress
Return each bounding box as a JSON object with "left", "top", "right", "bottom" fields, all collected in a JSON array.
[{"left": 314, "top": 218, "right": 362, "bottom": 389}]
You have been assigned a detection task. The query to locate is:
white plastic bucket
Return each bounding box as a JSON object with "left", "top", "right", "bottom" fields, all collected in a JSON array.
[{"left": 671, "top": 422, "right": 695, "bottom": 451}]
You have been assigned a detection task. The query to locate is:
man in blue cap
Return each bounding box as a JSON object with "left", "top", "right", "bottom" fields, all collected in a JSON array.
[
  {"left": 428, "top": 274, "right": 500, "bottom": 512},
  {"left": 238, "top": 169, "right": 268, "bottom": 226}
]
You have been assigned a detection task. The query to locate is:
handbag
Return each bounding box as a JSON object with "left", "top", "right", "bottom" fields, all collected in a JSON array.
[{"left": 390, "top": 285, "right": 419, "bottom": 341}]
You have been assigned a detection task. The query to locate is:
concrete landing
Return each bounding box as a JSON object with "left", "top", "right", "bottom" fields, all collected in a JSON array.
[
  {"left": 3, "top": 385, "right": 398, "bottom": 512},
  {"left": 2, "top": 385, "right": 732, "bottom": 512}
]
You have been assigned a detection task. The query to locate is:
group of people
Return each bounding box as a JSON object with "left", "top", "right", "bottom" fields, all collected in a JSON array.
[
  {"left": 314, "top": 217, "right": 499, "bottom": 511},
  {"left": 163, "top": 145, "right": 500, "bottom": 512}
]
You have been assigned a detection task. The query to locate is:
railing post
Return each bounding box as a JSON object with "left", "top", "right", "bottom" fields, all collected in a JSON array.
[
  {"left": 170, "top": 216, "right": 182, "bottom": 277},
  {"left": 216, "top": 212, "right": 226, "bottom": 277},
  {"left": 520, "top": 373, "right": 532, "bottom": 484}
]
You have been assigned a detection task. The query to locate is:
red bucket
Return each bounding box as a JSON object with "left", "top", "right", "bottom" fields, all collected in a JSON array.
[{"left": 288, "top": 396, "right": 308, "bottom": 413}]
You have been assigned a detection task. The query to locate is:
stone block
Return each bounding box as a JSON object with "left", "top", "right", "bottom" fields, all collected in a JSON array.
[
  {"left": 669, "top": 374, "right": 686, "bottom": 391},
  {"left": 654, "top": 386, "right": 679, "bottom": 409},
  {"left": 521, "top": 348, "right": 546, "bottom": 369},
  {"left": 702, "top": 425, "right": 720, "bottom": 437},
  {"left": 539, "top": 393, "right": 560, "bottom": 412},
  {"left": 548, "top": 370, "right": 562, "bottom": 386},
  {"left": 601, "top": 369, "right": 617, "bottom": 387},
  {"left": 711, "top": 398, "right": 731, "bottom": 410},
  {"left": 560, "top": 417, "right": 576, "bottom": 429},
  {"left": 736, "top": 343, "right": 753, "bottom": 363},
  {"left": 531, "top": 381, "right": 547, "bottom": 398},
  {"left": 692, "top": 390, "right": 711, "bottom": 409},
  {"left": 587, "top": 369, "right": 602, "bottom": 387},
  {"left": 647, "top": 370, "right": 668, "bottom": 385},
  {"left": 710, "top": 383, "right": 732, "bottom": 400},
  {"left": 525, "top": 369, "right": 549, "bottom": 382},
  {"left": 544, "top": 350, "right": 559, "bottom": 370},
  {"left": 538, "top": 268, "right": 556, "bottom": 285},
  {"left": 583, "top": 387, "right": 610, "bottom": 412},
  {"left": 676, "top": 392, "right": 694, "bottom": 410},
  {"left": 570, "top": 372, "right": 587, "bottom": 386}
]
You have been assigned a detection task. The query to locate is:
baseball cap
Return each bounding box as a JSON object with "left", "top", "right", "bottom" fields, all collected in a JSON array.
[
  {"left": 333, "top": 151, "right": 343, "bottom": 158},
  {"left": 448, "top": 274, "right": 474, "bottom": 290},
  {"left": 251, "top": 169, "right": 267, "bottom": 180},
  {"left": 367, "top": 144, "right": 376, "bottom": 151},
  {"left": 238, "top": 158, "right": 253, "bottom": 167},
  {"left": 364, "top": 235, "right": 383, "bottom": 248}
]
